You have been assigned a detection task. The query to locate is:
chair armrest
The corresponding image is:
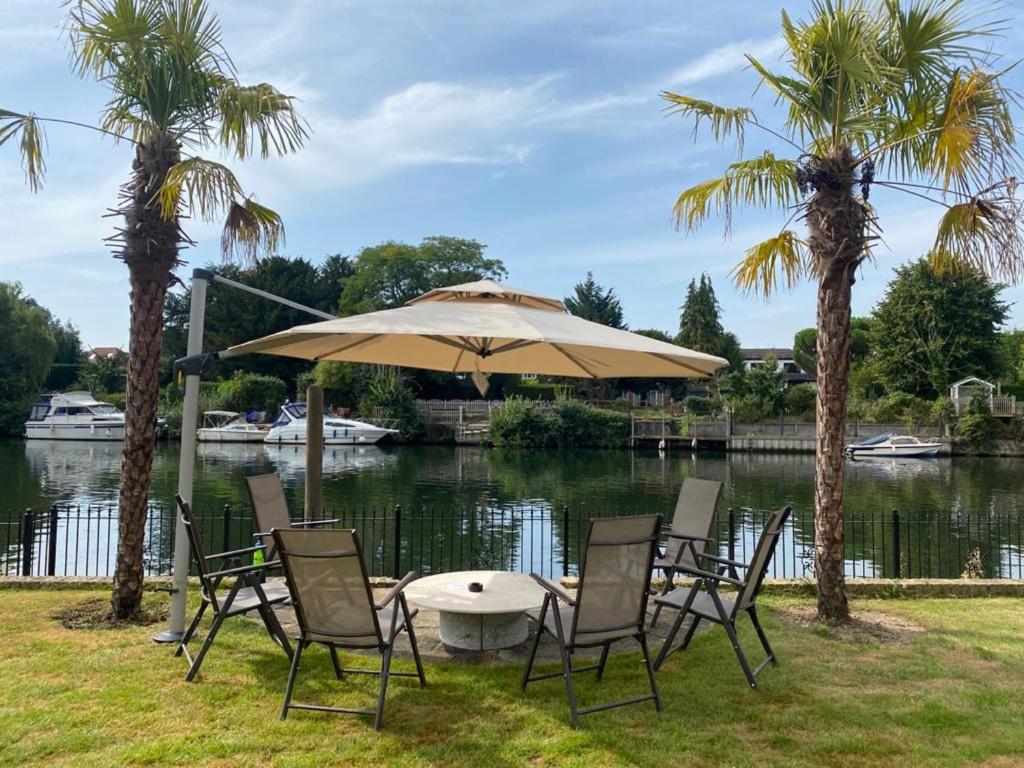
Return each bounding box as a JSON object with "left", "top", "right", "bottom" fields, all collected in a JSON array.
[
  {"left": 696, "top": 551, "right": 750, "bottom": 569},
  {"left": 530, "top": 573, "right": 576, "bottom": 606},
  {"left": 206, "top": 560, "right": 282, "bottom": 580},
  {"left": 665, "top": 532, "right": 713, "bottom": 542},
  {"left": 375, "top": 571, "right": 417, "bottom": 610},
  {"left": 292, "top": 517, "right": 343, "bottom": 528},
  {"left": 672, "top": 564, "right": 744, "bottom": 588},
  {"left": 204, "top": 544, "right": 264, "bottom": 561}
]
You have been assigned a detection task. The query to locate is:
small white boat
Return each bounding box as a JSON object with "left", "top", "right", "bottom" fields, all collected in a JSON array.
[
  {"left": 25, "top": 392, "right": 167, "bottom": 441},
  {"left": 264, "top": 402, "right": 398, "bottom": 445},
  {"left": 845, "top": 434, "right": 942, "bottom": 458},
  {"left": 196, "top": 411, "right": 267, "bottom": 443}
]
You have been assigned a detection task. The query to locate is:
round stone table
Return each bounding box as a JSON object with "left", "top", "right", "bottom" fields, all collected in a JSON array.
[{"left": 404, "top": 570, "right": 546, "bottom": 651}]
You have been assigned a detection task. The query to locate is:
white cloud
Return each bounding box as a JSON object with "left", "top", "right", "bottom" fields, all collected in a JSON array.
[{"left": 663, "top": 36, "right": 784, "bottom": 88}]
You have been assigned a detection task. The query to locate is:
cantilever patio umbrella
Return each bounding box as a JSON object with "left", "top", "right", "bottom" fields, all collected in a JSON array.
[
  {"left": 162, "top": 278, "right": 727, "bottom": 642},
  {"left": 222, "top": 279, "right": 728, "bottom": 379}
]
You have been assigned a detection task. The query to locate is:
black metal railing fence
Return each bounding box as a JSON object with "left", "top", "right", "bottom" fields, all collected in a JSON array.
[{"left": 2, "top": 502, "right": 1022, "bottom": 582}]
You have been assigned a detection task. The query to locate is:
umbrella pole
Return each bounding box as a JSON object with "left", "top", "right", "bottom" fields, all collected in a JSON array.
[
  {"left": 154, "top": 271, "right": 208, "bottom": 642},
  {"left": 305, "top": 384, "right": 323, "bottom": 521}
]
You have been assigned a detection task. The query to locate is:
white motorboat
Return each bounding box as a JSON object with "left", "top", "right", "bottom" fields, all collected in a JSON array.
[
  {"left": 25, "top": 392, "right": 168, "bottom": 441},
  {"left": 845, "top": 434, "right": 942, "bottom": 458},
  {"left": 263, "top": 402, "right": 398, "bottom": 445},
  {"left": 196, "top": 411, "right": 268, "bottom": 443}
]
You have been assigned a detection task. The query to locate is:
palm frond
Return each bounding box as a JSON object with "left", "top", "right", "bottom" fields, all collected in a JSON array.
[
  {"left": 660, "top": 92, "right": 752, "bottom": 150},
  {"left": 927, "top": 68, "right": 1017, "bottom": 194},
  {"left": 215, "top": 82, "right": 309, "bottom": 159},
  {"left": 0, "top": 110, "right": 46, "bottom": 191},
  {"left": 731, "top": 229, "right": 809, "bottom": 298},
  {"left": 672, "top": 151, "right": 798, "bottom": 231},
  {"left": 221, "top": 198, "right": 284, "bottom": 264},
  {"left": 157, "top": 156, "right": 243, "bottom": 220},
  {"left": 65, "top": 0, "right": 162, "bottom": 80},
  {"left": 931, "top": 182, "right": 1024, "bottom": 281}
]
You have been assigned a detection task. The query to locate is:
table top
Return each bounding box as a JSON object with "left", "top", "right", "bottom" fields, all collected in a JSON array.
[{"left": 404, "top": 570, "right": 546, "bottom": 614}]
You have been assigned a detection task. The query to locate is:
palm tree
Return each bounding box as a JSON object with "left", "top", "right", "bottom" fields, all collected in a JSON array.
[
  {"left": 663, "top": 0, "right": 1021, "bottom": 622},
  {"left": 0, "top": 1, "right": 307, "bottom": 618}
]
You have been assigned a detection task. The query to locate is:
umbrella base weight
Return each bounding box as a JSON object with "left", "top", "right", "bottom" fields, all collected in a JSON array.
[{"left": 438, "top": 610, "right": 528, "bottom": 651}]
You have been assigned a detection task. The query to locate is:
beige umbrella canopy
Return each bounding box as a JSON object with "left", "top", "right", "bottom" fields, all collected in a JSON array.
[{"left": 223, "top": 279, "right": 727, "bottom": 379}]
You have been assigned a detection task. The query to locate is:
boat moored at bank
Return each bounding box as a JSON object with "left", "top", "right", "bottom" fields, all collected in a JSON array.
[
  {"left": 263, "top": 402, "right": 397, "bottom": 445},
  {"left": 24, "top": 392, "right": 165, "bottom": 441},
  {"left": 196, "top": 411, "right": 267, "bottom": 443},
  {"left": 845, "top": 434, "right": 942, "bottom": 458}
]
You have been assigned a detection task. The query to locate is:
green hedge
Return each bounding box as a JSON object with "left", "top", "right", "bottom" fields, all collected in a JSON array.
[{"left": 490, "top": 397, "right": 629, "bottom": 449}]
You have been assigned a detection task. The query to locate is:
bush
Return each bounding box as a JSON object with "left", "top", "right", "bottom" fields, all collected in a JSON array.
[
  {"left": 683, "top": 395, "right": 713, "bottom": 414},
  {"left": 490, "top": 396, "right": 554, "bottom": 448},
  {"left": 216, "top": 371, "right": 288, "bottom": 415},
  {"left": 784, "top": 384, "right": 817, "bottom": 417},
  {"left": 551, "top": 400, "right": 629, "bottom": 448},
  {"left": 357, "top": 368, "right": 425, "bottom": 441},
  {"left": 954, "top": 392, "right": 999, "bottom": 448},
  {"left": 866, "top": 391, "right": 932, "bottom": 426}
]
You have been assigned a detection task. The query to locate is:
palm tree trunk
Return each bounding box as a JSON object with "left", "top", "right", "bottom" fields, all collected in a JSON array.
[
  {"left": 806, "top": 148, "right": 864, "bottom": 624},
  {"left": 814, "top": 263, "right": 852, "bottom": 623},
  {"left": 111, "top": 133, "right": 181, "bottom": 619}
]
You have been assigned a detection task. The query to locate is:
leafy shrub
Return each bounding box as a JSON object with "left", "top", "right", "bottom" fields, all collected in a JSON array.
[
  {"left": 784, "top": 384, "right": 817, "bottom": 417},
  {"left": 216, "top": 371, "right": 288, "bottom": 415},
  {"left": 866, "top": 391, "right": 931, "bottom": 426},
  {"left": 954, "top": 393, "right": 998, "bottom": 448},
  {"left": 683, "top": 395, "right": 713, "bottom": 414},
  {"left": 490, "top": 396, "right": 554, "bottom": 448},
  {"left": 357, "top": 367, "right": 425, "bottom": 441},
  {"left": 551, "top": 400, "right": 629, "bottom": 448}
]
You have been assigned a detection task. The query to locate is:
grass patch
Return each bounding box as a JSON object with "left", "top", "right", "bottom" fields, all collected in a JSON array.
[{"left": 0, "top": 591, "right": 1022, "bottom": 767}]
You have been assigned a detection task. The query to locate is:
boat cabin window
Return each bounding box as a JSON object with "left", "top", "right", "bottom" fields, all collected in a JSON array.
[
  {"left": 89, "top": 404, "right": 118, "bottom": 415},
  {"left": 28, "top": 403, "right": 49, "bottom": 421}
]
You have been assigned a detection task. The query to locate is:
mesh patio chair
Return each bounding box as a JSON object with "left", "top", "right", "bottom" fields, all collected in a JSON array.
[
  {"left": 174, "top": 495, "right": 293, "bottom": 682},
  {"left": 652, "top": 506, "right": 793, "bottom": 689},
  {"left": 245, "top": 473, "right": 342, "bottom": 561},
  {"left": 649, "top": 477, "right": 723, "bottom": 629},
  {"left": 521, "top": 514, "right": 663, "bottom": 729},
  {"left": 273, "top": 528, "right": 426, "bottom": 731}
]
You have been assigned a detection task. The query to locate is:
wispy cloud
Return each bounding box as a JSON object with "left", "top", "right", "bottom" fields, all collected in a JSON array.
[{"left": 663, "top": 36, "right": 784, "bottom": 88}]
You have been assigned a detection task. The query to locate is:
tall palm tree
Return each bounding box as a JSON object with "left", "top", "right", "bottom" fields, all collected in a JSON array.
[
  {"left": 663, "top": 0, "right": 1021, "bottom": 622},
  {"left": 0, "top": 0, "right": 307, "bottom": 618}
]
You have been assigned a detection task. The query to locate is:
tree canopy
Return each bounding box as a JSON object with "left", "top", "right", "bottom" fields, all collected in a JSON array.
[
  {"left": 564, "top": 272, "right": 627, "bottom": 329},
  {"left": 0, "top": 283, "right": 57, "bottom": 434},
  {"left": 871, "top": 259, "right": 1007, "bottom": 398},
  {"left": 677, "top": 273, "right": 743, "bottom": 370},
  {"left": 338, "top": 237, "right": 505, "bottom": 315}
]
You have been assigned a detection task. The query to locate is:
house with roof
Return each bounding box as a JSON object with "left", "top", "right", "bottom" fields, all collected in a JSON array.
[
  {"left": 86, "top": 346, "right": 128, "bottom": 364},
  {"left": 740, "top": 348, "right": 816, "bottom": 389}
]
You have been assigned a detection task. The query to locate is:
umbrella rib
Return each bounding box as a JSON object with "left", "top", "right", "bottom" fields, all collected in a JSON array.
[
  {"left": 313, "top": 334, "right": 382, "bottom": 361},
  {"left": 551, "top": 344, "right": 598, "bottom": 378},
  {"left": 489, "top": 339, "right": 539, "bottom": 355},
  {"left": 426, "top": 335, "right": 480, "bottom": 354},
  {"left": 649, "top": 352, "right": 715, "bottom": 377}
]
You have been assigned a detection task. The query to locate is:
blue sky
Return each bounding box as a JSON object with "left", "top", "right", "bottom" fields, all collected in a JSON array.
[{"left": 2, "top": 0, "right": 1023, "bottom": 350}]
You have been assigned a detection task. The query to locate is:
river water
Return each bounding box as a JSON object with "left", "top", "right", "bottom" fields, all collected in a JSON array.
[{"left": 2, "top": 439, "right": 1022, "bottom": 579}]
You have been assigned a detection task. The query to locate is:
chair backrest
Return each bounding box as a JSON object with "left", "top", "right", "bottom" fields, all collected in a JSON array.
[
  {"left": 663, "top": 477, "right": 723, "bottom": 568},
  {"left": 272, "top": 528, "right": 382, "bottom": 647},
  {"left": 175, "top": 494, "right": 214, "bottom": 597},
  {"left": 245, "top": 473, "right": 291, "bottom": 559},
  {"left": 734, "top": 506, "right": 792, "bottom": 613},
  {"left": 572, "top": 514, "right": 661, "bottom": 646}
]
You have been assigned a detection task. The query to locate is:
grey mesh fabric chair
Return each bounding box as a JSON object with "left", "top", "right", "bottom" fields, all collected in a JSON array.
[
  {"left": 174, "top": 495, "right": 292, "bottom": 682},
  {"left": 245, "top": 473, "right": 341, "bottom": 561},
  {"left": 653, "top": 506, "right": 793, "bottom": 689},
  {"left": 273, "top": 528, "right": 426, "bottom": 731},
  {"left": 521, "top": 514, "right": 663, "bottom": 729},
  {"left": 649, "top": 477, "right": 723, "bottom": 629}
]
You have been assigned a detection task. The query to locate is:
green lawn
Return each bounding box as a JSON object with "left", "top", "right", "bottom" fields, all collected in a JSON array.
[{"left": 0, "top": 590, "right": 1022, "bottom": 767}]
